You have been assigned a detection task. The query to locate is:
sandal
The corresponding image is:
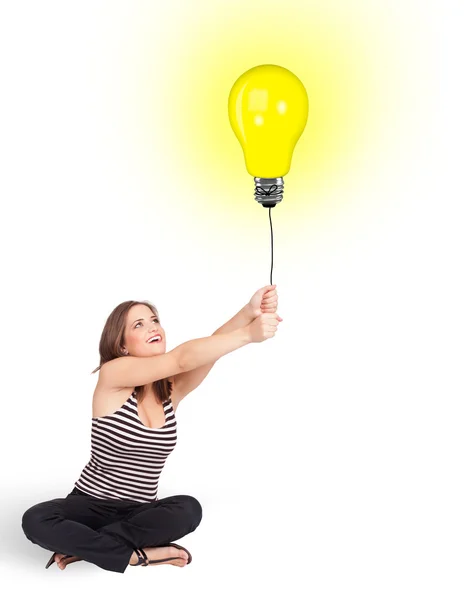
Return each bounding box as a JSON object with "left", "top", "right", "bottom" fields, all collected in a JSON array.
[
  {"left": 45, "top": 552, "right": 73, "bottom": 569},
  {"left": 131, "top": 543, "right": 192, "bottom": 566}
]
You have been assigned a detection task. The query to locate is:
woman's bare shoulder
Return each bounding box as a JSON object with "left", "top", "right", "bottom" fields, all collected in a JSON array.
[
  {"left": 92, "top": 376, "right": 133, "bottom": 419},
  {"left": 93, "top": 372, "right": 179, "bottom": 418}
]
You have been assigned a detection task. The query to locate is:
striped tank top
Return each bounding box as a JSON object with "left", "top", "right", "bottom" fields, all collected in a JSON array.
[{"left": 74, "top": 390, "right": 177, "bottom": 503}]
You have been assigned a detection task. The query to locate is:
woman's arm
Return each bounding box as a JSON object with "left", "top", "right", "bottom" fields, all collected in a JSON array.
[
  {"left": 172, "top": 289, "right": 278, "bottom": 401},
  {"left": 211, "top": 304, "right": 254, "bottom": 336},
  {"left": 171, "top": 304, "right": 254, "bottom": 402},
  {"left": 177, "top": 326, "right": 251, "bottom": 373}
]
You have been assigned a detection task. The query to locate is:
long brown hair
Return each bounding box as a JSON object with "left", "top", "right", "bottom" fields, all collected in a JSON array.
[{"left": 91, "top": 300, "right": 172, "bottom": 405}]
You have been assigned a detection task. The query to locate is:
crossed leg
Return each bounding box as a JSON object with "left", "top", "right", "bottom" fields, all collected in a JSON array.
[{"left": 47, "top": 494, "right": 202, "bottom": 570}]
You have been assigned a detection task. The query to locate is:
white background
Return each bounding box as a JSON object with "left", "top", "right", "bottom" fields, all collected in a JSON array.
[{"left": 0, "top": 1, "right": 463, "bottom": 598}]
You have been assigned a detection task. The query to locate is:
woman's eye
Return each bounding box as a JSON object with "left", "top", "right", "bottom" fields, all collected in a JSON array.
[{"left": 135, "top": 318, "right": 159, "bottom": 328}]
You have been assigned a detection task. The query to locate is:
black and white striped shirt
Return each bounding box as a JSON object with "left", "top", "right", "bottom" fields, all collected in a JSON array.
[{"left": 74, "top": 391, "right": 177, "bottom": 503}]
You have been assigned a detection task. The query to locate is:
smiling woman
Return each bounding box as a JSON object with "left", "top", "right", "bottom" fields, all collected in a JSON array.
[{"left": 20, "top": 297, "right": 203, "bottom": 572}]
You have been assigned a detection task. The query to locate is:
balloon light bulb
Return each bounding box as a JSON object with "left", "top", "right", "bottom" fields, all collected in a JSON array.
[{"left": 228, "top": 64, "right": 309, "bottom": 208}]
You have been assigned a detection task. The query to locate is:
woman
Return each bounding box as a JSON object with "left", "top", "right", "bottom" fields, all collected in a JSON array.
[{"left": 21, "top": 284, "right": 282, "bottom": 573}]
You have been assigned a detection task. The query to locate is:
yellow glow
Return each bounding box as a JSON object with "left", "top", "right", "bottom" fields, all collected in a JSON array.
[
  {"left": 123, "top": 0, "right": 417, "bottom": 234},
  {"left": 228, "top": 64, "right": 308, "bottom": 178}
]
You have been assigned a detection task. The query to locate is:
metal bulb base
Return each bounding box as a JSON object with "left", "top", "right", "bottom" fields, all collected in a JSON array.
[{"left": 254, "top": 177, "right": 284, "bottom": 208}]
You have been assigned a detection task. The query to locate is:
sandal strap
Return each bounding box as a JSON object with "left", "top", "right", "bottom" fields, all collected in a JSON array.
[
  {"left": 133, "top": 546, "right": 189, "bottom": 566},
  {"left": 133, "top": 547, "right": 149, "bottom": 566}
]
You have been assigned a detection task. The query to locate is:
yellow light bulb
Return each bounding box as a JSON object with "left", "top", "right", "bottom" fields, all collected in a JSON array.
[{"left": 228, "top": 64, "right": 309, "bottom": 208}]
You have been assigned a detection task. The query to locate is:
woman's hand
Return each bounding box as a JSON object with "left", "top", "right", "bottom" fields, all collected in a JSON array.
[
  {"left": 248, "top": 312, "right": 282, "bottom": 343},
  {"left": 247, "top": 284, "right": 283, "bottom": 322}
]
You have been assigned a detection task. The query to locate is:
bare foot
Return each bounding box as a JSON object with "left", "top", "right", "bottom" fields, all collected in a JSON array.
[
  {"left": 54, "top": 553, "right": 83, "bottom": 570},
  {"left": 130, "top": 546, "right": 189, "bottom": 567}
]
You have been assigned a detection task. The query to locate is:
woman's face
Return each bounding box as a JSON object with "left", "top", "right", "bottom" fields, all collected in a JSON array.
[{"left": 122, "top": 304, "right": 166, "bottom": 357}]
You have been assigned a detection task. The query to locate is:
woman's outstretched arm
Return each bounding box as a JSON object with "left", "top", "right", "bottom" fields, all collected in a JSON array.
[
  {"left": 171, "top": 284, "right": 280, "bottom": 402},
  {"left": 211, "top": 304, "right": 254, "bottom": 336},
  {"left": 171, "top": 303, "right": 255, "bottom": 403}
]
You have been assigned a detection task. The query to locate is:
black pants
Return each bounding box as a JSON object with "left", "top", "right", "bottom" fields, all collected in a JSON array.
[{"left": 21, "top": 487, "right": 203, "bottom": 573}]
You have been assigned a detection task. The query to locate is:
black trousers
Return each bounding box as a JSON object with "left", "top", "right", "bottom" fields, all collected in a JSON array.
[{"left": 21, "top": 487, "right": 203, "bottom": 573}]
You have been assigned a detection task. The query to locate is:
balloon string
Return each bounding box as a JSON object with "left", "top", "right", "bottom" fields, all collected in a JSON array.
[
  {"left": 269, "top": 207, "right": 274, "bottom": 285},
  {"left": 255, "top": 185, "right": 277, "bottom": 284}
]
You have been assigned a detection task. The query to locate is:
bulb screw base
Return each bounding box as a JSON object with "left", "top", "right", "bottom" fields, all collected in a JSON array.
[{"left": 254, "top": 177, "right": 284, "bottom": 208}]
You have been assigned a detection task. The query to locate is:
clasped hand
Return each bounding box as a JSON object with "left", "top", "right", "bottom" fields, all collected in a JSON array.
[{"left": 247, "top": 284, "right": 283, "bottom": 322}]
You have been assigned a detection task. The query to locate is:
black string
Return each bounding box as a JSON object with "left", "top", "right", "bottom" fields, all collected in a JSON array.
[
  {"left": 269, "top": 207, "right": 273, "bottom": 285},
  {"left": 255, "top": 184, "right": 278, "bottom": 197},
  {"left": 255, "top": 184, "right": 277, "bottom": 285}
]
